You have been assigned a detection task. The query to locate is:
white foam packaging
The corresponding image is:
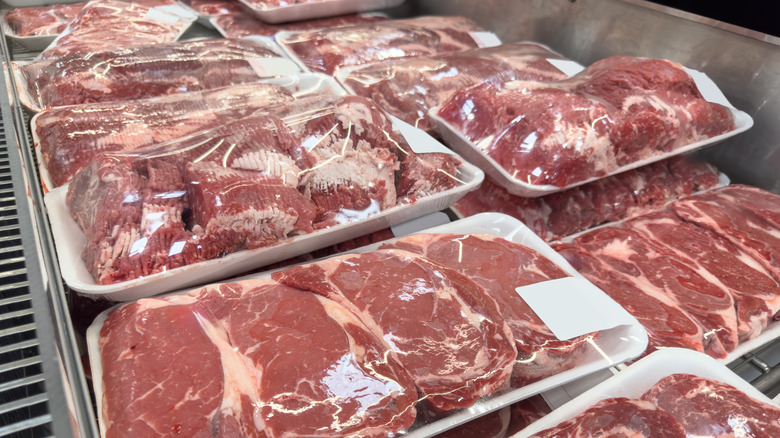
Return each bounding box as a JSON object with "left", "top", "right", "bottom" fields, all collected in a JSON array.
[
  {"left": 429, "top": 66, "right": 753, "bottom": 198},
  {"left": 237, "top": 0, "right": 404, "bottom": 24},
  {"left": 514, "top": 348, "right": 780, "bottom": 437},
  {"left": 86, "top": 212, "right": 648, "bottom": 437},
  {"left": 1, "top": 13, "right": 60, "bottom": 52}
]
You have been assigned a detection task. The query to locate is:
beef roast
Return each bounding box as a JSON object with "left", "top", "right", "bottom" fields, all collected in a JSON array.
[{"left": 271, "top": 249, "right": 517, "bottom": 411}]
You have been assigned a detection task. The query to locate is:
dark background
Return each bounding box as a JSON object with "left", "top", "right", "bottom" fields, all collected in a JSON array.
[{"left": 647, "top": 1, "right": 779, "bottom": 37}]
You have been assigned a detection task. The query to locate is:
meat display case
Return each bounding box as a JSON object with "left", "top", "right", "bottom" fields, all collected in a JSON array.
[{"left": 0, "top": 0, "right": 778, "bottom": 437}]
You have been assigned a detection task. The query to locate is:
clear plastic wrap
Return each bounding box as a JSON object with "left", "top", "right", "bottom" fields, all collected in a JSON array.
[
  {"left": 238, "top": 0, "right": 403, "bottom": 24},
  {"left": 37, "top": 0, "right": 195, "bottom": 61},
  {"left": 61, "top": 95, "right": 468, "bottom": 288},
  {"left": 32, "top": 74, "right": 343, "bottom": 189},
  {"left": 552, "top": 184, "right": 780, "bottom": 361},
  {"left": 15, "top": 38, "right": 294, "bottom": 112},
  {"left": 182, "top": 0, "right": 245, "bottom": 16},
  {"left": 452, "top": 155, "right": 724, "bottom": 242},
  {"left": 337, "top": 43, "right": 569, "bottom": 132},
  {"left": 518, "top": 349, "right": 780, "bottom": 437},
  {"left": 3, "top": 2, "right": 85, "bottom": 37},
  {"left": 432, "top": 56, "right": 750, "bottom": 196},
  {"left": 212, "top": 11, "right": 388, "bottom": 38},
  {"left": 277, "top": 16, "right": 486, "bottom": 74}
]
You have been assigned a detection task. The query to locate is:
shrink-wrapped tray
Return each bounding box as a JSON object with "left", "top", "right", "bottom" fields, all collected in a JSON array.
[
  {"left": 212, "top": 11, "right": 388, "bottom": 38},
  {"left": 238, "top": 0, "right": 403, "bottom": 24}
]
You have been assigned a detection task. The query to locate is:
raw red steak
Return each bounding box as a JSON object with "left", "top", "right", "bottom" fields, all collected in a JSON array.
[
  {"left": 529, "top": 398, "right": 686, "bottom": 438},
  {"left": 396, "top": 151, "right": 463, "bottom": 204},
  {"left": 381, "top": 233, "right": 596, "bottom": 386},
  {"left": 568, "top": 225, "right": 738, "bottom": 358},
  {"left": 271, "top": 249, "right": 517, "bottom": 411},
  {"left": 436, "top": 56, "right": 735, "bottom": 188},
  {"left": 194, "top": 279, "right": 418, "bottom": 437},
  {"left": 36, "top": 82, "right": 297, "bottom": 187},
  {"left": 627, "top": 210, "right": 780, "bottom": 341},
  {"left": 214, "top": 12, "right": 388, "bottom": 37},
  {"left": 642, "top": 374, "right": 780, "bottom": 437},
  {"left": 703, "top": 184, "right": 780, "bottom": 230},
  {"left": 5, "top": 3, "right": 85, "bottom": 36},
  {"left": 23, "top": 38, "right": 281, "bottom": 109},
  {"left": 280, "top": 16, "right": 483, "bottom": 74},
  {"left": 184, "top": 0, "right": 244, "bottom": 15},
  {"left": 340, "top": 43, "right": 568, "bottom": 131},
  {"left": 553, "top": 242, "right": 707, "bottom": 355}
]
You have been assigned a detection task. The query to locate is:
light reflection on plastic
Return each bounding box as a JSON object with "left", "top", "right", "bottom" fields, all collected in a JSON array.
[
  {"left": 129, "top": 237, "right": 147, "bottom": 257},
  {"left": 168, "top": 240, "right": 186, "bottom": 257},
  {"left": 461, "top": 99, "right": 475, "bottom": 121},
  {"left": 335, "top": 199, "right": 381, "bottom": 224}
]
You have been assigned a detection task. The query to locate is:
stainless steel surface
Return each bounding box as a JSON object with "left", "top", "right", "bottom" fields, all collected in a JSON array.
[{"left": 409, "top": 0, "right": 780, "bottom": 193}]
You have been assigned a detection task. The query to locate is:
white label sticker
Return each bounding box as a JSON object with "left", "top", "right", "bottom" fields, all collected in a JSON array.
[
  {"left": 547, "top": 58, "right": 585, "bottom": 77},
  {"left": 146, "top": 8, "right": 182, "bottom": 25},
  {"left": 246, "top": 58, "right": 300, "bottom": 77},
  {"left": 683, "top": 67, "right": 734, "bottom": 108},
  {"left": 469, "top": 31, "right": 502, "bottom": 48},
  {"left": 516, "top": 277, "right": 637, "bottom": 340},
  {"left": 390, "top": 115, "right": 454, "bottom": 155}
]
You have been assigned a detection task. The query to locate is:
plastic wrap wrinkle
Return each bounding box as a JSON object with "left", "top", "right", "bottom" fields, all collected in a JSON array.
[{"left": 64, "top": 96, "right": 465, "bottom": 286}]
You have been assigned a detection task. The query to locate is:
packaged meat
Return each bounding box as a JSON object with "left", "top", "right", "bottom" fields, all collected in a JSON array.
[
  {"left": 453, "top": 156, "right": 723, "bottom": 242},
  {"left": 4, "top": 2, "right": 85, "bottom": 37},
  {"left": 517, "top": 348, "right": 780, "bottom": 437},
  {"left": 277, "top": 16, "right": 488, "bottom": 74},
  {"left": 14, "top": 37, "right": 299, "bottom": 112},
  {"left": 238, "top": 0, "right": 404, "bottom": 24},
  {"left": 46, "top": 95, "right": 482, "bottom": 299},
  {"left": 182, "top": 0, "right": 244, "bottom": 16},
  {"left": 432, "top": 56, "right": 752, "bottom": 197},
  {"left": 552, "top": 184, "right": 780, "bottom": 360},
  {"left": 37, "top": 0, "right": 196, "bottom": 61},
  {"left": 337, "top": 43, "right": 570, "bottom": 132},
  {"left": 212, "top": 11, "right": 388, "bottom": 38},
  {"left": 32, "top": 73, "right": 344, "bottom": 190},
  {"left": 87, "top": 212, "right": 647, "bottom": 437}
]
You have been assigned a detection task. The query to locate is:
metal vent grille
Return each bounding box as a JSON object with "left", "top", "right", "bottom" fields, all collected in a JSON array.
[{"left": 0, "top": 120, "right": 52, "bottom": 438}]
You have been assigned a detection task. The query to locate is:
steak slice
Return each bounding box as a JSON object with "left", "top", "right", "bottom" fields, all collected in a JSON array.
[
  {"left": 528, "top": 398, "right": 686, "bottom": 438},
  {"left": 195, "top": 279, "right": 418, "bottom": 437},
  {"left": 642, "top": 373, "right": 780, "bottom": 437},
  {"left": 395, "top": 151, "right": 463, "bottom": 204},
  {"left": 271, "top": 249, "right": 517, "bottom": 411},
  {"left": 381, "top": 233, "right": 596, "bottom": 386},
  {"left": 706, "top": 184, "right": 780, "bottom": 229}
]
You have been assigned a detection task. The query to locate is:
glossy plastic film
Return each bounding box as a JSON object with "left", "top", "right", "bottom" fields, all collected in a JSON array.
[
  {"left": 516, "top": 349, "right": 780, "bottom": 437},
  {"left": 31, "top": 73, "right": 345, "bottom": 190},
  {"left": 13, "top": 37, "right": 298, "bottom": 112},
  {"left": 212, "top": 11, "right": 389, "bottom": 38},
  {"left": 430, "top": 56, "right": 753, "bottom": 197},
  {"left": 182, "top": 0, "right": 244, "bottom": 16},
  {"left": 1, "top": 2, "right": 85, "bottom": 51},
  {"left": 86, "top": 213, "right": 647, "bottom": 437},
  {"left": 238, "top": 0, "right": 404, "bottom": 24},
  {"left": 276, "top": 16, "right": 488, "bottom": 74},
  {"left": 36, "top": 0, "right": 197, "bottom": 61},
  {"left": 45, "top": 95, "right": 482, "bottom": 299},
  {"left": 337, "top": 42, "right": 572, "bottom": 132}
]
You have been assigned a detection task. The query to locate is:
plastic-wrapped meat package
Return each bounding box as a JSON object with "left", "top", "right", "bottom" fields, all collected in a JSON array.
[
  {"left": 66, "top": 96, "right": 464, "bottom": 285},
  {"left": 435, "top": 56, "right": 736, "bottom": 189},
  {"left": 19, "top": 38, "right": 283, "bottom": 110},
  {"left": 38, "top": 0, "right": 192, "bottom": 60},
  {"left": 271, "top": 248, "right": 517, "bottom": 412},
  {"left": 381, "top": 233, "right": 599, "bottom": 387},
  {"left": 96, "top": 279, "right": 418, "bottom": 437},
  {"left": 35, "top": 82, "right": 301, "bottom": 188},
  {"left": 453, "top": 156, "right": 721, "bottom": 241},
  {"left": 243, "top": 0, "right": 326, "bottom": 7},
  {"left": 214, "top": 11, "right": 388, "bottom": 37},
  {"left": 279, "top": 16, "right": 484, "bottom": 74},
  {"left": 339, "top": 43, "right": 568, "bottom": 132},
  {"left": 4, "top": 3, "right": 86, "bottom": 37},
  {"left": 183, "top": 0, "right": 245, "bottom": 15}
]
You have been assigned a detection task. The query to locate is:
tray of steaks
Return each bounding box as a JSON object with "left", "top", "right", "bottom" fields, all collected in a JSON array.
[
  {"left": 211, "top": 11, "right": 389, "bottom": 38},
  {"left": 275, "top": 16, "right": 497, "bottom": 75},
  {"left": 429, "top": 55, "right": 753, "bottom": 197},
  {"left": 85, "top": 212, "right": 648, "bottom": 437},
  {"left": 551, "top": 184, "right": 780, "bottom": 365},
  {"left": 515, "top": 348, "right": 780, "bottom": 437},
  {"left": 44, "top": 95, "right": 485, "bottom": 301},
  {"left": 31, "top": 72, "right": 347, "bottom": 192},
  {"left": 11, "top": 36, "right": 300, "bottom": 113},
  {"left": 1, "top": 2, "right": 86, "bottom": 52},
  {"left": 237, "top": 0, "right": 404, "bottom": 24},
  {"left": 178, "top": 0, "right": 245, "bottom": 28},
  {"left": 336, "top": 42, "right": 585, "bottom": 133}
]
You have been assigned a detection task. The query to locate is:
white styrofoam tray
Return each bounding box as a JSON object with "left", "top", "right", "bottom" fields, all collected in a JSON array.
[
  {"left": 429, "top": 67, "right": 754, "bottom": 198},
  {"left": 86, "top": 212, "right": 648, "bottom": 438},
  {"left": 30, "top": 72, "right": 346, "bottom": 193},
  {"left": 237, "top": 0, "right": 404, "bottom": 24},
  {"left": 514, "top": 347, "right": 780, "bottom": 437},
  {"left": 44, "top": 119, "right": 485, "bottom": 301},
  {"left": 11, "top": 36, "right": 299, "bottom": 113},
  {"left": 1, "top": 14, "right": 59, "bottom": 52}
]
